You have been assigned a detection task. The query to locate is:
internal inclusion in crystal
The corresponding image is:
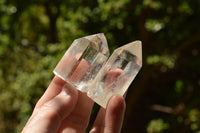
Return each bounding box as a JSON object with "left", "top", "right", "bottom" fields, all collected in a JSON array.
[
  {"left": 53, "top": 34, "right": 109, "bottom": 92},
  {"left": 87, "top": 41, "right": 142, "bottom": 108},
  {"left": 74, "top": 46, "right": 108, "bottom": 91}
]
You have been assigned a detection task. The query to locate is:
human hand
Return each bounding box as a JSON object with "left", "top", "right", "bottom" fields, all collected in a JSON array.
[{"left": 22, "top": 76, "right": 126, "bottom": 133}]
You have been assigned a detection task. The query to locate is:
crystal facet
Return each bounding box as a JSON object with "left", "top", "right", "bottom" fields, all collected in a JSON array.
[
  {"left": 53, "top": 33, "right": 110, "bottom": 92},
  {"left": 87, "top": 41, "right": 142, "bottom": 108}
]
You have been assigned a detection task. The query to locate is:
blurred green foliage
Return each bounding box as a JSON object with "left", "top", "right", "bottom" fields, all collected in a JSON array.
[
  {"left": 147, "top": 119, "right": 169, "bottom": 133},
  {"left": 0, "top": 0, "right": 200, "bottom": 132}
]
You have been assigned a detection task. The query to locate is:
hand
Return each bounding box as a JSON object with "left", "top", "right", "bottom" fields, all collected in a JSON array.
[{"left": 22, "top": 76, "right": 126, "bottom": 133}]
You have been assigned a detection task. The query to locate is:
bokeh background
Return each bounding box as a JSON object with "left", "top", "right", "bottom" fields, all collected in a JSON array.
[{"left": 0, "top": 0, "right": 200, "bottom": 132}]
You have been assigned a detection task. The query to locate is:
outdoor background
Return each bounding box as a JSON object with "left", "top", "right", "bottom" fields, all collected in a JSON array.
[{"left": 0, "top": 0, "right": 200, "bottom": 132}]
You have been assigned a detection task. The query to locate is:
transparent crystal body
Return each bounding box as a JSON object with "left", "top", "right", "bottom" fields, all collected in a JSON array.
[
  {"left": 53, "top": 33, "right": 110, "bottom": 92},
  {"left": 87, "top": 41, "right": 142, "bottom": 108}
]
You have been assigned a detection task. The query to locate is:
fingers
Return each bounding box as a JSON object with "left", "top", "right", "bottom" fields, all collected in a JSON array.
[
  {"left": 90, "top": 108, "right": 106, "bottom": 133},
  {"left": 22, "top": 85, "right": 78, "bottom": 133},
  {"left": 35, "top": 76, "right": 66, "bottom": 109},
  {"left": 103, "top": 95, "right": 126, "bottom": 133},
  {"left": 35, "top": 53, "right": 89, "bottom": 110},
  {"left": 35, "top": 51, "right": 81, "bottom": 110},
  {"left": 25, "top": 76, "right": 67, "bottom": 126},
  {"left": 90, "top": 95, "right": 126, "bottom": 133},
  {"left": 58, "top": 92, "right": 94, "bottom": 133},
  {"left": 56, "top": 56, "right": 94, "bottom": 132}
]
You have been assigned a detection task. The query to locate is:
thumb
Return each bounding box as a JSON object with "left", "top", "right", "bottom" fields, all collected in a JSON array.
[{"left": 22, "top": 84, "right": 78, "bottom": 133}]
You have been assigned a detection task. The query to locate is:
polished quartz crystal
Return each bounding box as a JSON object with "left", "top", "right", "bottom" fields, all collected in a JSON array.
[
  {"left": 87, "top": 41, "right": 142, "bottom": 108},
  {"left": 53, "top": 33, "right": 110, "bottom": 92}
]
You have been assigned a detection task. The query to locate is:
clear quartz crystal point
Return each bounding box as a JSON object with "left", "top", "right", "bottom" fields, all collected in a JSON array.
[
  {"left": 53, "top": 33, "right": 110, "bottom": 92},
  {"left": 87, "top": 41, "right": 142, "bottom": 108}
]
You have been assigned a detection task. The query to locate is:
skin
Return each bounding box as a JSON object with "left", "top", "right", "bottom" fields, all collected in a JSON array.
[
  {"left": 22, "top": 77, "right": 126, "bottom": 133},
  {"left": 22, "top": 54, "right": 126, "bottom": 133}
]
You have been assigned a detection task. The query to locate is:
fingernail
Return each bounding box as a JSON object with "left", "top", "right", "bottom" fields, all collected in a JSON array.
[{"left": 90, "top": 127, "right": 97, "bottom": 133}]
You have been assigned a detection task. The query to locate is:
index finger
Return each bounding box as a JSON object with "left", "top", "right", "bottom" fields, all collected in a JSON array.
[{"left": 35, "top": 76, "right": 66, "bottom": 109}]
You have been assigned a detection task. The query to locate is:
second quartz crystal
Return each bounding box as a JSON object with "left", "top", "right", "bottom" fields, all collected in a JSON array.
[{"left": 87, "top": 41, "right": 142, "bottom": 108}]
